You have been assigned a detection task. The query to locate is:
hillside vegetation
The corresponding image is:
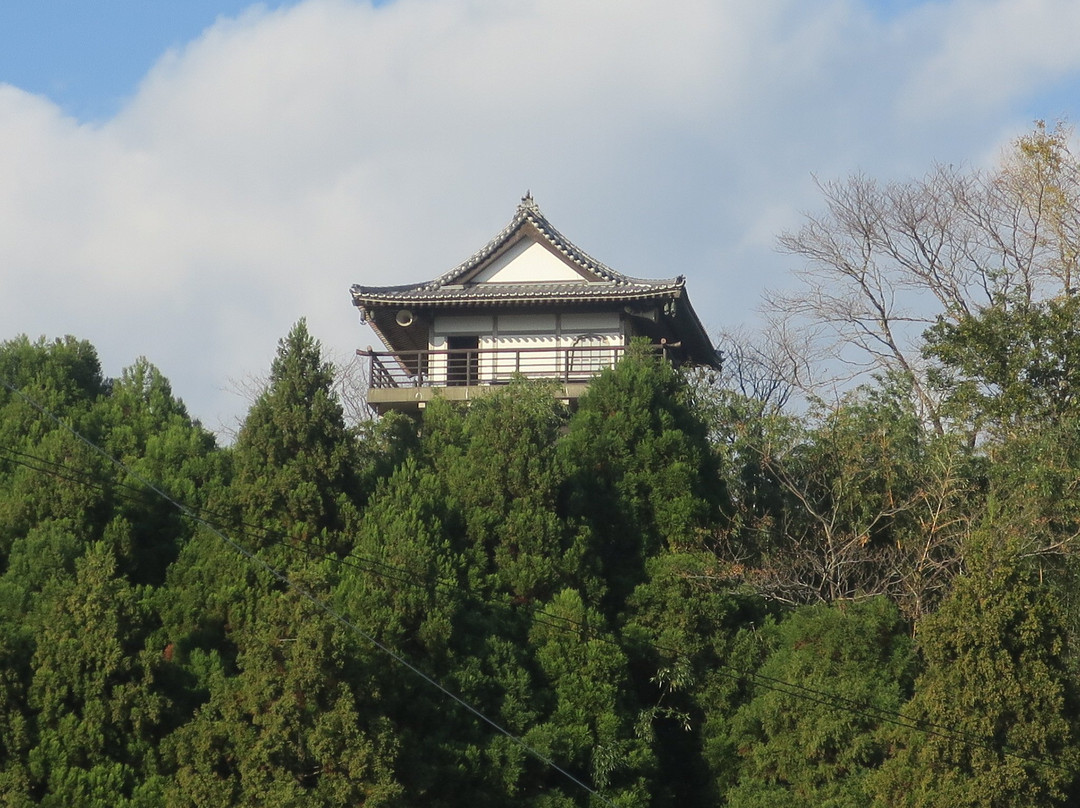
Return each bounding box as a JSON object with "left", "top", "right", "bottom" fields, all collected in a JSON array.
[{"left": 2, "top": 311, "right": 1079, "bottom": 806}]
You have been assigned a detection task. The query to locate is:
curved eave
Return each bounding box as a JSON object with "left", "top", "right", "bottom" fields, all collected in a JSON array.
[
  {"left": 670, "top": 292, "right": 721, "bottom": 370},
  {"left": 351, "top": 285, "right": 685, "bottom": 310}
]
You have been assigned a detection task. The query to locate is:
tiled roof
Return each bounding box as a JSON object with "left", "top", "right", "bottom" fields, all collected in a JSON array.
[
  {"left": 353, "top": 280, "right": 685, "bottom": 305},
  {"left": 351, "top": 193, "right": 685, "bottom": 306}
]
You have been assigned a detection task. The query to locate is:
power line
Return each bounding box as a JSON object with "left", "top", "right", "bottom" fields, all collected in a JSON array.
[
  {"left": 5, "top": 444, "right": 1066, "bottom": 777},
  {"left": 0, "top": 444, "right": 605, "bottom": 643},
  {"left": 0, "top": 377, "right": 618, "bottom": 807},
  {"left": 0, "top": 383, "right": 1071, "bottom": 777},
  {"left": 3, "top": 434, "right": 1068, "bottom": 775}
]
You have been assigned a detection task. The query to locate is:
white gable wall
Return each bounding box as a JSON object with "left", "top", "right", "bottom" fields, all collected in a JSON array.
[{"left": 469, "top": 239, "right": 587, "bottom": 284}]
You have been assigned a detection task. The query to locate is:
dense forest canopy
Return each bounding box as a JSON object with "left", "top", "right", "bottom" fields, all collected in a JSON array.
[{"left": 3, "top": 125, "right": 1080, "bottom": 805}]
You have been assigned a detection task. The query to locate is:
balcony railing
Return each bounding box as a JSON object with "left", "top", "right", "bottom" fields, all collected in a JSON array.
[{"left": 358, "top": 343, "right": 638, "bottom": 390}]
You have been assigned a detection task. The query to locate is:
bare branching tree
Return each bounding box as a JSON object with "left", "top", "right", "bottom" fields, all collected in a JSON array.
[
  {"left": 715, "top": 324, "right": 812, "bottom": 412},
  {"left": 327, "top": 348, "right": 377, "bottom": 428},
  {"left": 772, "top": 121, "right": 1080, "bottom": 427},
  {"left": 741, "top": 398, "right": 973, "bottom": 619}
]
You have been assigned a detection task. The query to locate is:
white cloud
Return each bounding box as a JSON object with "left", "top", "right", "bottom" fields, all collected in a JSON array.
[
  {"left": 1, "top": 0, "right": 1078, "bottom": 433},
  {"left": 899, "top": 0, "right": 1080, "bottom": 121}
]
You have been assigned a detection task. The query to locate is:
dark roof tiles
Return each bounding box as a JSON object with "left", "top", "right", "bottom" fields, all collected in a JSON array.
[{"left": 353, "top": 280, "right": 685, "bottom": 305}]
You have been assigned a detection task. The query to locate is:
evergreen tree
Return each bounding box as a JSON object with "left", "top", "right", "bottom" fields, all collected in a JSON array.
[
  {"left": 422, "top": 382, "right": 582, "bottom": 600},
  {"left": 560, "top": 346, "right": 726, "bottom": 614},
  {"left": 26, "top": 543, "right": 166, "bottom": 807},
  {"left": 96, "top": 358, "right": 222, "bottom": 586},
  {"left": 159, "top": 320, "right": 400, "bottom": 803},
  {"left": 340, "top": 388, "right": 568, "bottom": 805},
  {"left": 525, "top": 588, "right": 656, "bottom": 806},
  {"left": 872, "top": 546, "right": 1080, "bottom": 806},
  {"left": 231, "top": 319, "right": 361, "bottom": 560},
  {"left": 165, "top": 567, "right": 401, "bottom": 807},
  {"left": 624, "top": 550, "right": 770, "bottom": 805},
  {"left": 721, "top": 598, "right": 915, "bottom": 807}
]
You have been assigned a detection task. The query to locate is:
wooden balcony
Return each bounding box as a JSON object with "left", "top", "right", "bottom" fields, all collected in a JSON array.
[{"left": 357, "top": 343, "right": 638, "bottom": 413}]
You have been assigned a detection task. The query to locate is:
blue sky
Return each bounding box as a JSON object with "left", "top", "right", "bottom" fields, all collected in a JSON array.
[
  {"left": 2, "top": 0, "right": 929, "bottom": 121},
  {"left": 0, "top": 3, "right": 284, "bottom": 121},
  {"left": 2, "top": 0, "right": 1079, "bottom": 432}
]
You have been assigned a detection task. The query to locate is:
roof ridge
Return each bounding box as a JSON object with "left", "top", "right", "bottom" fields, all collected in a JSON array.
[{"left": 423, "top": 194, "right": 650, "bottom": 289}]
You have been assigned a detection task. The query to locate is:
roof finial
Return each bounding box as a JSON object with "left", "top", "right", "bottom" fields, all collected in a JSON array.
[{"left": 519, "top": 190, "right": 539, "bottom": 211}]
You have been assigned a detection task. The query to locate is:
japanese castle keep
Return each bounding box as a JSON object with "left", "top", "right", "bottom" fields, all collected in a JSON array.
[{"left": 352, "top": 194, "right": 719, "bottom": 414}]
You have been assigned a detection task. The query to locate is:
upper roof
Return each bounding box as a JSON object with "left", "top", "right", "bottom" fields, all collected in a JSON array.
[
  {"left": 351, "top": 194, "right": 719, "bottom": 368},
  {"left": 350, "top": 193, "right": 687, "bottom": 307}
]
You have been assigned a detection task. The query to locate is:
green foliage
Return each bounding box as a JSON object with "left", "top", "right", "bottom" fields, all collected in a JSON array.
[
  {"left": 27, "top": 543, "right": 165, "bottom": 807},
  {"left": 231, "top": 319, "right": 362, "bottom": 559},
  {"left": 157, "top": 320, "right": 403, "bottom": 803},
  {"left": 430, "top": 382, "right": 585, "bottom": 601},
  {"left": 871, "top": 548, "right": 1080, "bottom": 806},
  {"left": 561, "top": 346, "right": 726, "bottom": 613},
  {"left": 6, "top": 319, "right": 1080, "bottom": 806},
  {"left": 722, "top": 598, "right": 915, "bottom": 807},
  {"left": 342, "top": 454, "right": 465, "bottom": 656},
  {"left": 527, "top": 588, "right": 656, "bottom": 805},
  {"left": 339, "top": 383, "right": 610, "bottom": 805},
  {"left": 926, "top": 296, "right": 1080, "bottom": 438},
  {"left": 0, "top": 335, "right": 107, "bottom": 417},
  {"left": 165, "top": 573, "right": 401, "bottom": 807},
  {"left": 0, "top": 610, "right": 34, "bottom": 801},
  {"left": 100, "top": 359, "right": 224, "bottom": 585},
  {"left": 0, "top": 336, "right": 224, "bottom": 805},
  {"left": 624, "top": 550, "right": 771, "bottom": 805},
  {"left": 926, "top": 297, "right": 1080, "bottom": 560}
]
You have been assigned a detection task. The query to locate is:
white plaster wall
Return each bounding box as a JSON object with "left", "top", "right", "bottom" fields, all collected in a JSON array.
[
  {"left": 560, "top": 331, "right": 619, "bottom": 376},
  {"left": 478, "top": 334, "right": 497, "bottom": 381},
  {"left": 429, "top": 333, "right": 447, "bottom": 383},
  {"left": 490, "top": 334, "right": 558, "bottom": 379},
  {"left": 470, "top": 239, "right": 586, "bottom": 284},
  {"left": 561, "top": 311, "right": 620, "bottom": 332},
  {"left": 433, "top": 314, "right": 493, "bottom": 335},
  {"left": 498, "top": 313, "right": 556, "bottom": 333}
]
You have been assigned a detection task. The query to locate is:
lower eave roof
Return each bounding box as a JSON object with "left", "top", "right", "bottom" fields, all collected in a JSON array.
[{"left": 350, "top": 281, "right": 685, "bottom": 309}]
